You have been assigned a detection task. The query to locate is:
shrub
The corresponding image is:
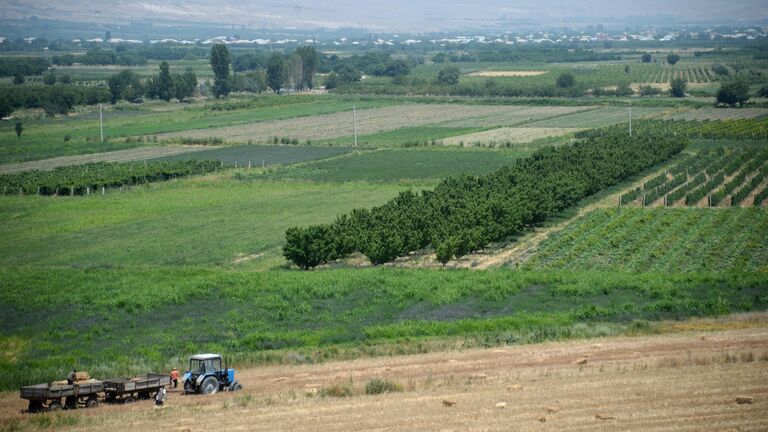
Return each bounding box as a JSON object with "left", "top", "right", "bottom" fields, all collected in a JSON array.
[
  {"left": 320, "top": 383, "right": 354, "bottom": 398},
  {"left": 716, "top": 79, "right": 750, "bottom": 106},
  {"left": 365, "top": 378, "right": 403, "bottom": 395},
  {"left": 556, "top": 72, "right": 575, "bottom": 88},
  {"left": 666, "top": 53, "right": 681, "bottom": 65},
  {"left": 670, "top": 78, "right": 687, "bottom": 98}
]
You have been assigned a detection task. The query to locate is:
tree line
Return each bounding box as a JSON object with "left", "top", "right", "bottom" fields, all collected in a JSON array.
[{"left": 283, "top": 129, "right": 688, "bottom": 269}]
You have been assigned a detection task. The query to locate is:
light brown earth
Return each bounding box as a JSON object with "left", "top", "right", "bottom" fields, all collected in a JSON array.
[
  {"left": 1, "top": 320, "right": 766, "bottom": 431},
  {"left": 442, "top": 127, "right": 581, "bottom": 146},
  {"left": 0, "top": 145, "right": 216, "bottom": 174},
  {"left": 467, "top": 71, "right": 548, "bottom": 77}
]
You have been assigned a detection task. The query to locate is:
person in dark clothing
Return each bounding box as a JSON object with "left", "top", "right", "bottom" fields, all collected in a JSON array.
[{"left": 67, "top": 369, "right": 77, "bottom": 385}]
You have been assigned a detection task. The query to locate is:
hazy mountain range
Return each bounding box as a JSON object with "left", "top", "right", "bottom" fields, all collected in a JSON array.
[{"left": 1, "top": 0, "right": 767, "bottom": 32}]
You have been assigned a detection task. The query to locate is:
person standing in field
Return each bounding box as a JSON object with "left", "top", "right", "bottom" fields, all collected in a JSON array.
[
  {"left": 155, "top": 387, "right": 166, "bottom": 406},
  {"left": 170, "top": 368, "right": 179, "bottom": 389}
]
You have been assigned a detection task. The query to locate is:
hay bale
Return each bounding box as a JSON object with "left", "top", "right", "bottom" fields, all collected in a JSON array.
[
  {"left": 75, "top": 372, "right": 90, "bottom": 381},
  {"left": 574, "top": 357, "right": 588, "bottom": 365},
  {"left": 273, "top": 377, "right": 288, "bottom": 382},
  {"left": 545, "top": 407, "right": 559, "bottom": 413},
  {"left": 52, "top": 380, "right": 68, "bottom": 386},
  {"left": 595, "top": 414, "right": 616, "bottom": 420},
  {"left": 736, "top": 396, "right": 754, "bottom": 404},
  {"left": 538, "top": 417, "right": 546, "bottom": 422},
  {"left": 443, "top": 400, "right": 457, "bottom": 407},
  {"left": 495, "top": 402, "right": 507, "bottom": 409},
  {"left": 507, "top": 384, "right": 522, "bottom": 391}
]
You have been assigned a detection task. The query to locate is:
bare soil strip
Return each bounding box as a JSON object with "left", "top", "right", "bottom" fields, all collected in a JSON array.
[
  {"left": 1, "top": 323, "right": 766, "bottom": 431},
  {"left": 0, "top": 146, "right": 216, "bottom": 174}
]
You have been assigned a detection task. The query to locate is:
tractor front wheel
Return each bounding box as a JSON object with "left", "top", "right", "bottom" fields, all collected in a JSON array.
[
  {"left": 230, "top": 383, "right": 242, "bottom": 391},
  {"left": 201, "top": 377, "right": 219, "bottom": 395}
]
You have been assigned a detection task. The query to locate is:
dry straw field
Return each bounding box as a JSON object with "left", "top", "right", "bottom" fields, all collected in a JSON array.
[{"left": 1, "top": 318, "right": 766, "bottom": 432}]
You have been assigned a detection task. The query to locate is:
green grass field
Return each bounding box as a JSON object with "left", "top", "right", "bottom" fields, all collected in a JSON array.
[
  {"left": 258, "top": 147, "right": 527, "bottom": 183},
  {"left": 0, "top": 176, "right": 407, "bottom": 270},
  {"left": 2, "top": 266, "right": 765, "bottom": 390}
]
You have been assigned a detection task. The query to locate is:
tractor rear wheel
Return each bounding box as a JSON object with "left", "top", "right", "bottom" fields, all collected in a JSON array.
[
  {"left": 201, "top": 377, "right": 219, "bottom": 395},
  {"left": 28, "top": 400, "right": 43, "bottom": 413}
]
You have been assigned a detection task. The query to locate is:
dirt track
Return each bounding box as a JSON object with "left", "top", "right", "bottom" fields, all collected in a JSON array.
[{"left": 1, "top": 323, "right": 766, "bottom": 431}]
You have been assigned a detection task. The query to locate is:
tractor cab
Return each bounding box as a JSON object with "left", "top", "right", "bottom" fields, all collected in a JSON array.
[{"left": 182, "top": 353, "right": 242, "bottom": 395}]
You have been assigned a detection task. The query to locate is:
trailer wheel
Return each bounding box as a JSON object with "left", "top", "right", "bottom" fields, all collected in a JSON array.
[
  {"left": 123, "top": 396, "right": 135, "bottom": 404},
  {"left": 48, "top": 400, "right": 61, "bottom": 411},
  {"left": 28, "top": 400, "right": 43, "bottom": 413},
  {"left": 85, "top": 396, "right": 99, "bottom": 408},
  {"left": 201, "top": 377, "right": 219, "bottom": 395}
]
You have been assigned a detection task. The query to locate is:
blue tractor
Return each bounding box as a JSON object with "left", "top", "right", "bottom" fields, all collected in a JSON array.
[{"left": 182, "top": 354, "right": 242, "bottom": 395}]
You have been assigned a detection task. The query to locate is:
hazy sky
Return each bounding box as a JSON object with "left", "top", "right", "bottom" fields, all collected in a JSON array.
[{"left": 3, "top": 0, "right": 767, "bottom": 31}]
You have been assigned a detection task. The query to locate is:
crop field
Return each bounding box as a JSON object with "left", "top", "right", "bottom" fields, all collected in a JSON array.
[
  {"left": 581, "top": 119, "right": 768, "bottom": 141},
  {"left": 148, "top": 144, "right": 356, "bottom": 167},
  {"left": 666, "top": 108, "right": 768, "bottom": 121},
  {"left": 157, "top": 104, "right": 592, "bottom": 144},
  {"left": 441, "top": 127, "right": 581, "bottom": 146},
  {"left": 617, "top": 146, "right": 768, "bottom": 207},
  {"left": 0, "top": 145, "right": 214, "bottom": 174},
  {"left": 258, "top": 147, "right": 526, "bottom": 183},
  {"left": 467, "top": 70, "right": 548, "bottom": 77},
  {"left": 0, "top": 95, "right": 394, "bottom": 163},
  {"left": 525, "top": 208, "right": 768, "bottom": 272},
  {"left": 524, "top": 106, "right": 668, "bottom": 128}
]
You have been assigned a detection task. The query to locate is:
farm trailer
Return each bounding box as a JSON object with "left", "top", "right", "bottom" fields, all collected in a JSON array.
[
  {"left": 20, "top": 381, "right": 103, "bottom": 413},
  {"left": 103, "top": 374, "right": 171, "bottom": 403}
]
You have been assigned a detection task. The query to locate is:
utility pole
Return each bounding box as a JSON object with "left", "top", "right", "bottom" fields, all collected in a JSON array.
[
  {"left": 99, "top": 103, "right": 104, "bottom": 142},
  {"left": 353, "top": 105, "right": 358, "bottom": 147}
]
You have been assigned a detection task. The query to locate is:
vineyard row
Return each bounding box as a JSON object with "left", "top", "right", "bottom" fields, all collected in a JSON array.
[{"left": 619, "top": 147, "right": 768, "bottom": 208}]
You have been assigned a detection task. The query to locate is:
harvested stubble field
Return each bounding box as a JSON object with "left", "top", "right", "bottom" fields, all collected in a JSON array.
[
  {"left": 1, "top": 323, "right": 766, "bottom": 432},
  {"left": 666, "top": 108, "right": 768, "bottom": 122},
  {"left": 442, "top": 127, "right": 581, "bottom": 146},
  {"left": 158, "top": 105, "right": 592, "bottom": 143}
]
